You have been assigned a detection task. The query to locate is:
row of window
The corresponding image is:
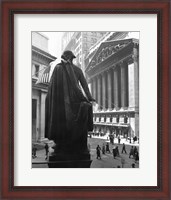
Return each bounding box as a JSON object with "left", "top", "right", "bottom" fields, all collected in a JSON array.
[{"left": 94, "top": 115, "right": 128, "bottom": 123}]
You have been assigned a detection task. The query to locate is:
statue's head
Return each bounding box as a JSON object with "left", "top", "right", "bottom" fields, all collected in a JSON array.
[{"left": 61, "top": 50, "right": 76, "bottom": 63}]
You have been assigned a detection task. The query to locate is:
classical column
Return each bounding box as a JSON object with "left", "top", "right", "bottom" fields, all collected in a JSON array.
[
  {"left": 107, "top": 69, "right": 112, "bottom": 110},
  {"left": 90, "top": 79, "right": 94, "bottom": 99},
  {"left": 93, "top": 77, "right": 97, "bottom": 101},
  {"left": 120, "top": 61, "right": 128, "bottom": 109},
  {"left": 102, "top": 72, "right": 108, "bottom": 110},
  {"left": 128, "top": 60, "right": 135, "bottom": 109},
  {"left": 105, "top": 72, "right": 108, "bottom": 109},
  {"left": 91, "top": 78, "right": 95, "bottom": 99},
  {"left": 32, "top": 98, "right": 37, "bottom": 142},
  {"left": 113, "top": 67, "right": 119, "bottom": 109},
  {"left": 97, "top": 75, "right": 102, "bottom": 110},
  {"left": 38, "top": 91, "right": 47, "bottom": 141},
  {"left": 133, "top": 43, "right": 139, "bottom": 137},
  {"left": 128, "top": 43, "right": 139, "bottom": 110},
  {"left": 128, "top": 43, "right": 139, "bottom": 136},
  {"left": 95, "top": 77, "right": 98, "bottom": 103},
  {"left": 133, "top": 43, "right": 139, "bottom": 110},
  {"left": 100, "top": 75, "right": 103, "bottom": 110}
]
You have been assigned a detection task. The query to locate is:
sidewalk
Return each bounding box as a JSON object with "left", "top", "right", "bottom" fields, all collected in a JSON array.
[{"left": 32, "top": 137, "right": 139, "bottom": 168}]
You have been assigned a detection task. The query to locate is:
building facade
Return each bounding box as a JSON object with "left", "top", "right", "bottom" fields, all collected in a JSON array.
[
  {"left": 85, "top": 32, "right": 129, "bottom": 67},
  {"left": 61, "top": 32, "right": 107, "bottom": 71},
  {"left": 85, "top": 38, "right": 139, "bottom": 139},
  {"left": 32, "top": 32, "right": 56, "bottom": 142}
]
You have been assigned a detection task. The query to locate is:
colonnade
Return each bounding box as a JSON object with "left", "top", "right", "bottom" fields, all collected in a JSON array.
[
  {"left": 88, "top": 43, "right": 139, "bottom": 137},
  {"left": 91, "top": 61, "right": 130, "bottom": 110},
  {"left": 90, "top": 44, "right": 139, "bottom": 111}
]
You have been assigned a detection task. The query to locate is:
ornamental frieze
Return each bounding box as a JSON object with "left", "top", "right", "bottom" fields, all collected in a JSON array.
[
  {"left": 87, "top": 53, "right": 133, "bottom": 80},
  {"left": 86, "top": 39, "right": 133, "bottom": 70}
]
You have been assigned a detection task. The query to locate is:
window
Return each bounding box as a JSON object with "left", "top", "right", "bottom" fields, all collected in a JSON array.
[
  {"left": 124, "top": 116, "right": 128, "bottom": 123},
  {"left": 35, "top": 64, "right": 40, "bottom": 78}
]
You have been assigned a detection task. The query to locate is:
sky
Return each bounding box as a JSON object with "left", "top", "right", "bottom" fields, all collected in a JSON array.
[
  {"left": 41, "top": 32, "right": 64, "bottom": 60},
  {"left": 40, "top": 31, "right": 139, "bottom": 68},
  {"left": 41, "top": 31, "right": 139, "bottom": 58}
]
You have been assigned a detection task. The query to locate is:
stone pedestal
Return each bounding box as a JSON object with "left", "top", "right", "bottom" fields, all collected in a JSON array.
[{"left": 48, "top": 152, "right": 92, "bottom": 168}]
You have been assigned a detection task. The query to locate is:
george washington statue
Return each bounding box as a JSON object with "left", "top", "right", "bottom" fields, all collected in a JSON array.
[{"left": 45, "top": 50, "right": 95, "bottom": 157}]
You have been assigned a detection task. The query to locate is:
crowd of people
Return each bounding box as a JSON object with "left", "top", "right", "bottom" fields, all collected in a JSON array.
[
  {"left": 108, "top": 134, "right": 139, "bottom": 145},
  {"left": 90, "top": 131, "right": 139, "bottom": 145},
  {"left": 32, "top": 138, "right": 139, "bottom": 168},
  {"left": 95, "top": 141, "right": 139, "bottom": 167}
]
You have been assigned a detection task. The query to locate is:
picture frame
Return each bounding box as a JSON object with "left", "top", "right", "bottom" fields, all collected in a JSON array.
[{"left": 1, "top": 0, "right": 170, "bottom": 199}]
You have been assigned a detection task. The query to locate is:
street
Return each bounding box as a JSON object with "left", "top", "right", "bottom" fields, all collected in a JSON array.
[{"left": 32, "top": 137, "right": 139, "bottom": 168}]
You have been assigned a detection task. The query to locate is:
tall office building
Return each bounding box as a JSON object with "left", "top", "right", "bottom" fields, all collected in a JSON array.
[{"left": 61, "top": 32, "right": 107, "bottom": 71}]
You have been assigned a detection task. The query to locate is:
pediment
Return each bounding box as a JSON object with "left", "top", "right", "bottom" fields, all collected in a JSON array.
[{"left": 85, "top": 38, "right": 135, "bottom": 73}]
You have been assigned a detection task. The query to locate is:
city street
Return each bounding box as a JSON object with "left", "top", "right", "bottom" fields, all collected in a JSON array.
[{"left": 32, "top": 137, "right": 139, "bottom": 168}]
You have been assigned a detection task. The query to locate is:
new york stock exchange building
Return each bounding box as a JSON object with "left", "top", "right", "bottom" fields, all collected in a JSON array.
[{"left": 85, "top": 38, "right": 139, "bottom": 140}]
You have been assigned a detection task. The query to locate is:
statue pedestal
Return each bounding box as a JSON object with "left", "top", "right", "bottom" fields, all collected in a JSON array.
[{"left": 48, "top": 152, "right": 92, "bottom": 168}]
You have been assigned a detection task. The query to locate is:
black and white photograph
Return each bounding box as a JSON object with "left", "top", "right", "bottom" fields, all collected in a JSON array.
[{"left": 32, "top": 31, "right": 139, "bottom": 168}]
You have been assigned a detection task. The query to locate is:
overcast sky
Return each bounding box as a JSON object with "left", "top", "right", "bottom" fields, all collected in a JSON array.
[
  {"left": 41, "top": 31, "right": 139, "bottom": 61},
  {"left": 41, "top": 32, "right": 63, "bottom": 60}
]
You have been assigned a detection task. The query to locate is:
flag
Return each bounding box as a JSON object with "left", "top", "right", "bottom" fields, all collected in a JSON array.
[
  {"left": 36, "top": 65, "right": 51, "bottom": 84},
  {"left": 36, "top": 59, "right": 58, "bottom": 84}
]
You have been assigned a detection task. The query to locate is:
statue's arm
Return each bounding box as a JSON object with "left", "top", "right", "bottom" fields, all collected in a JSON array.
[{"left": 78, "top": 68, "right": 95, "bottom": 102}]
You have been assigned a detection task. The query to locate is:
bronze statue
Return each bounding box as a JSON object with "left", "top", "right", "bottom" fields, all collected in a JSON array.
[{"left": 45, "top": 51, "right": 95, "bottom": 160}]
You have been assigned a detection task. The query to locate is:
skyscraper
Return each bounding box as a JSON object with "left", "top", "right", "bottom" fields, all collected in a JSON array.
[{"left": 61, "top": 32, "right": 107, "bottom": 71}]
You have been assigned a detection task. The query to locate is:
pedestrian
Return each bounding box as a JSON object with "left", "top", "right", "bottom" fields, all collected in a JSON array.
[
  {"left": 102, "top": 144, "right": 105, "bottom": 154},
  {"left": 113, "top": 146, "right": 119, "bottom": 159},
  {"left": 45, "top": 143, "right": 49, "bottom": 160},
  {"left": 133, "top": 136, "right": 137, "bottom": 143},
  {"left": 106, "top": 143, "right": 110, "bottom": 153},
  {"left": 129, "top": 137, "right": 132, "bottom": 143},
  {"left": 112, "top": 147, "right": 116, "bottom": 158},
  {"left": 32, "top": 145, "right": 37, "bottom": 159},
  {"left": 118, "top": 135, "right": 121, "bottom": 144},
  {"left": 131, "top": 163, "right": 135, "bottom": 168},
  {"left": 109, "top": 134, "right": 114, "bottom": 144},
  {"left": 111, "top": 134, "right": 114, "bottom": 144},
  {"left": 134, "top": 151, "right": 139, "bottom": 163},
  {"left": 96, "top": 145, "right": 101, "bottom": 159},
  {"left": 116, "top": 146, "right": 120, "bottom": 157},
  {"left": 121, "top": 143, "right": 127, "bottom": 154},
  {"left": 133, "top": 146, "right": 138, "bottom": 158},
  {"left": 129, "top": 146, "right": 134, "bottom": 158}
]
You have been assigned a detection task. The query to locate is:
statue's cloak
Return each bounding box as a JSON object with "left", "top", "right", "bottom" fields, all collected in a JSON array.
[{"left": 45, "top": 62, "right": 93, "bottom": 152}]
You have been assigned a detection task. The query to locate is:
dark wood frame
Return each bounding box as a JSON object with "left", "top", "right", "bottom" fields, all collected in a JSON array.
[{"left": 1, "top": 0, "right": 170, "bottom": 199}]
